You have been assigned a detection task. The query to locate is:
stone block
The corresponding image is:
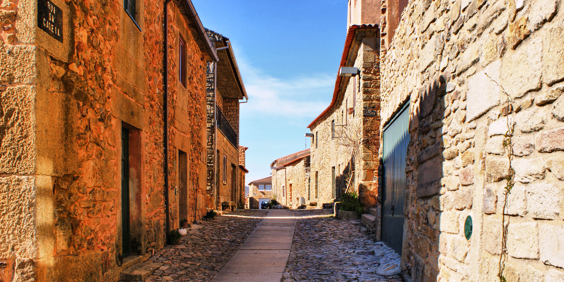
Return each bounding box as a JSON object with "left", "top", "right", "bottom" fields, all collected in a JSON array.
[
  {"left": 513, "top": 136, "right": 535, "bottom": 156},
  {"left": 516, "top": 109, "right": 546, "bottom": 133},
  {"left": 486, "top": 136, "right": 505, "bottom": 155},
  {"left": 505, "top": 184, "right": 527, "bottom": 216},
  {"left": 513, "top": 158, "right": 546, "bottom": 183},
  {"left": 507, "top": 16, "right": 531, "bottom": 49},
  {"left": 443, "top": 147, "right": 459, "bottom": 160},
  {"left": 0, "top": 86, "right": 36, "bottom": 174},
  {"left": 527, "top": 182, "right": 561, "bottom": 219},
  {"left": 544, "top": 26, "right": 564, "bottom": 85},
  {"left": 508, "top": 222, "right": 539, "bottom": 259},
  {"left": 536, "top": 86, "right": 563, "bottom": 106},
  {"left": 452, "top": 236, "right": 469, "bottom": 262},
  {"left": 439, "top": 211, "right": 459, "bottom": 234},
  {"left": 483, "top": 217, "right": 502, "bottom": 255},
  {"left": 417, "top": 156, "right": 443, "bottom": 197},
  {"left": 453, "top": 188, "right": 473, "bottom": 210},
  {"left": 540, "top": 224, "right": 564, "bottom": 268},
  {"left": 529, "top": 0, "right": 557, "bottom": 30},
  {"left": 486, "top": 156, "right": 510, "bottom": 182},
  {"left": 545, "top": 269, "right": 564, "bottom": 282},
  {"left": 461, "top": 150, "right": 474, "bottom": 166},
  {"left": 0, "top": 46, "right": 36, "bottom": 84},
  {"left": 483, "top": 186, "right": 497, "bottom": 214},
  {"left": 488, "top": 117, "right": 513, "bottom": 137},
  {"left": 459, "top": 167, "right": 474, "bottom": 186},
  {"left": 544, "top": 152, "right": 564, "bottom": 180},
  {"left": 467, "top": 62, "right": 502, "bottom": 122},
  {"left": 553, "top": 97, "right": 564, "bottom": 121},
  {"left": 536, "top": 128, "right": 564, "bottom": 153},
  {"left": 0, "top": 176, "right": 37, "bottom": 259},
  {"left": 501, "top": 38, "right": 542, "bottom": 98}
]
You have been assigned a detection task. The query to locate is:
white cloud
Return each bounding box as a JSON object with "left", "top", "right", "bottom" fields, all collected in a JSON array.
[{"left": 234, "top": 49, "right": 335, "bottom": 117}]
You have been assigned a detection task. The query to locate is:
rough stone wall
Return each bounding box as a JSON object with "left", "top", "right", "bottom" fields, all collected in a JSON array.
[
  {"left": 217, "top": 132, "right": 239, "bottom": 206},
  {"left": 0, "top": 0, "right": 38, "bottom": 280},
  {"left": 29, "top": 0, "right": 169, "bottom": 280},
  {"left": 248, "top": 184, "right": 273, "bottom": 209},
  {"left": 272, "top": 168, "right": 287, "bottom": 206},
  {"left": 223, "top": 98, "right": 240, "bottom": 136},
  {"left": 381, "top": 0, "right": 564, "bottom": 281},
  {"left": 167, "top": 1, "right": 209, "bottom": 229},
  {"left": 310, "top": 38, "right": 380, "bottom": 209}
]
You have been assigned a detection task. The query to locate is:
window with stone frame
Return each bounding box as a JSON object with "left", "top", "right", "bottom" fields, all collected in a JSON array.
[
  {"left": 315, "top": 171, "right": 319, "bottom": 198},
  {"left": 259, "top": 184, "right": 265, "bottom": 191},
  {"left": 265, "top": 184, "right": 272, "bottom": 191},
  {"left": 316, "top": 131, "right": 318, "bottom": 148},
  {"left": 179, "top": 36, "right": 187, "bottom": 87}
]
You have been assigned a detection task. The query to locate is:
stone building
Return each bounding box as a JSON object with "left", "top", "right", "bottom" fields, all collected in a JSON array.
[
  {"left": 205, "top": 30, "right": 248, "bottom": 211},
  {"left": 378, "top": 0, "right": 564, "bottom": 281},
  {"left": 308, "top": 3, "right": 381, "bottom": 210},
  {"left": 238, "top": 146, "right": 249, "bottom": 208},
  {"left": 248, "top": 176, "right": 272, "bottom": 209},
  {"left": 271, "top": 149, "right": 311, "bottom": 208},
  {"left": 0, "top": 0, "right": 233, "bottom": 280}
]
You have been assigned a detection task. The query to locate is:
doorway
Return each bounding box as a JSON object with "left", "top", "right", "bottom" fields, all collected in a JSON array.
[
  {"left": 381, "top": 104, "right": 410, "bottom": 254},
  {"left": 121, "top": 125, "right": 142, "bottom": 257},
  {"left": 178, "top": 150, "right": 188, "bottom": 224}
]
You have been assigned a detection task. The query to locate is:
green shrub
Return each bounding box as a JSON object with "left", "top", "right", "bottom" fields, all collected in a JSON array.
[
  {"left": 340, "top": 192, "right": 363, "bottom": 214},
  {"left": 167, "top": 229, "right": 181, "bottom": 245}
]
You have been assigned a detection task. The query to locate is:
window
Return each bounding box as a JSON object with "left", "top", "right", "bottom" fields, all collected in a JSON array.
[
  {"left": 124, "top": 0, "right": 140, "bottom": 29},
  {"left": 259, "top": 184, "right": 265, "bottom": 191},
  {"left": 179, "top": 36, "right": 187, "bottom": 87},
  {"left": 282, "top": 185, "right": 285, "bottom": 197},
  {"left": 332, "top": 120, "right": 335, "bottom": 139},
  {"left": 308, "top": 177, "right": 311, "bottom": 200},
  {"left": 265, "top": 184, "right": 272, "bottom": 191},
  {"left": 315, "top": 171, "right": 319, "bottom": 199},
  {"left": 124, "top": 0, "right": 136, "bottom": 18},
  {"left": 316, "top": 131, "right": 318, "bottom": 148},
  {"left": 223, "top": 155, "right": 227, "bottom": 183}
]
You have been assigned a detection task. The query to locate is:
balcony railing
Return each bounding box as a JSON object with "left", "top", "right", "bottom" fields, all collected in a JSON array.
[{"left": 216, "top": 105, "right": 238, "bottom": 147}]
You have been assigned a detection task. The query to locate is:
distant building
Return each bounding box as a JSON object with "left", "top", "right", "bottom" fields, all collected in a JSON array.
[
  {"left": 271, "top": 149, "right": 311, "bottom": 208},
  {"left": 248, "top": 177, "right": 273, "bottom": 209}
]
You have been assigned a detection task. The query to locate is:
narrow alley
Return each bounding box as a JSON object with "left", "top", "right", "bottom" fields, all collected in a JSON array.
[{"left": 129, "top": 209, "right": 403, "bottom": 282}]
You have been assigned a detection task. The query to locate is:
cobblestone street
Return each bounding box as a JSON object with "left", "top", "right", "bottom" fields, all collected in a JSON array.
[
  {"left": 283, "top": 210, "right": 403, "bottom": 282},
  {"left": 141, "top": 209, "right": 403, "bottom": 281},
  {"left": 145, "top": 210, "right": 268, "bottom": 281}
]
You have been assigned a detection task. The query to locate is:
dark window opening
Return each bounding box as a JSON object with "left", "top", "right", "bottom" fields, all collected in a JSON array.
[
  {"left": 124, "top": 0, "right": 140, "bottom": 30},
  {"left": 315, "top": 171, "right": 319, "bottom": 199},
  {"left": 179, "top": 36, "right": 187, "bottom": 87},
  {"left": 332, "top": 120, "right": 335, "bottom": 139},
  {"left": 223, "top": 155, "right": 227, "bottom": 183}
]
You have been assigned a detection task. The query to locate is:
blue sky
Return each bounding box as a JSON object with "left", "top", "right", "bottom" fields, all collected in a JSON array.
[{"left": 192, "top": 0, "right": 348, "bottom": 184}]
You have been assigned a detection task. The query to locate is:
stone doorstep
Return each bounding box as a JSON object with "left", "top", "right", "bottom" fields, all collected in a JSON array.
[
  {"left": 361, "top": 214, "right": 376, "bottom": 228},
  {"left": 369, "top": 208, "right": 379, "bottom": 217},
  {"left": 121, "top": 261, "right": 163, "bottom": 281}
]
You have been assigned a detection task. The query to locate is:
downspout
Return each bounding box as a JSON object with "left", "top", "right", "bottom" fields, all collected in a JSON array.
[
  {"left": 213, "top": 62, "right": 219, "bottom": 210},
  {"left": 163, "top": 0, "right": 172, "bottom": 236}
]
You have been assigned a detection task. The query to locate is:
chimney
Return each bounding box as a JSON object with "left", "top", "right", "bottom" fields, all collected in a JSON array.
[
  {"left": 347, "top": 0, "right": 381, "bottom": 28},
  {"left": 239, "top": 146, "right": 248, "bottom": 167}
]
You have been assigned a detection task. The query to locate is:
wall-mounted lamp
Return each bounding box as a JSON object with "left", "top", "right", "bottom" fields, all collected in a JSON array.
[
  {"left": 339, "top": 67, "right": 360, "bottom": 77},
  {"left": 305, "top": 133, "right": 314, "bottom": 138}
]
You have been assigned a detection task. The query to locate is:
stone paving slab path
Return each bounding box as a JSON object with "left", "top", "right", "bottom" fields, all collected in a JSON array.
[{"left": 210, "top": 210, "right": 296, "bottom": 282}]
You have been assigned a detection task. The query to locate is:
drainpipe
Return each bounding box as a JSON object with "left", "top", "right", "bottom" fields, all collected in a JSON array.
[
  {"left": 213, "top": 62, "right": 219, "bottom": 210},
  {"left": 163, "top": 0, "right": 171, "bottom": 236}
]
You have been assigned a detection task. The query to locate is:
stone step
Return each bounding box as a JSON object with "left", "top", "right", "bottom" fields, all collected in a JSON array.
[
  {"left": 361, "top": 214, "right": 376, "bottom": 228},
  {"left": 121, "top": 261, "right": 163, "bottom": 281},
  {"left": 369, "top": 208, "right": 380, "bottom": 217}
]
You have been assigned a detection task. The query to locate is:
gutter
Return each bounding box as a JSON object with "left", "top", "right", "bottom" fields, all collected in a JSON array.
[{"left": 181, "top": 0, "right": 219, "bottom": 62}]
